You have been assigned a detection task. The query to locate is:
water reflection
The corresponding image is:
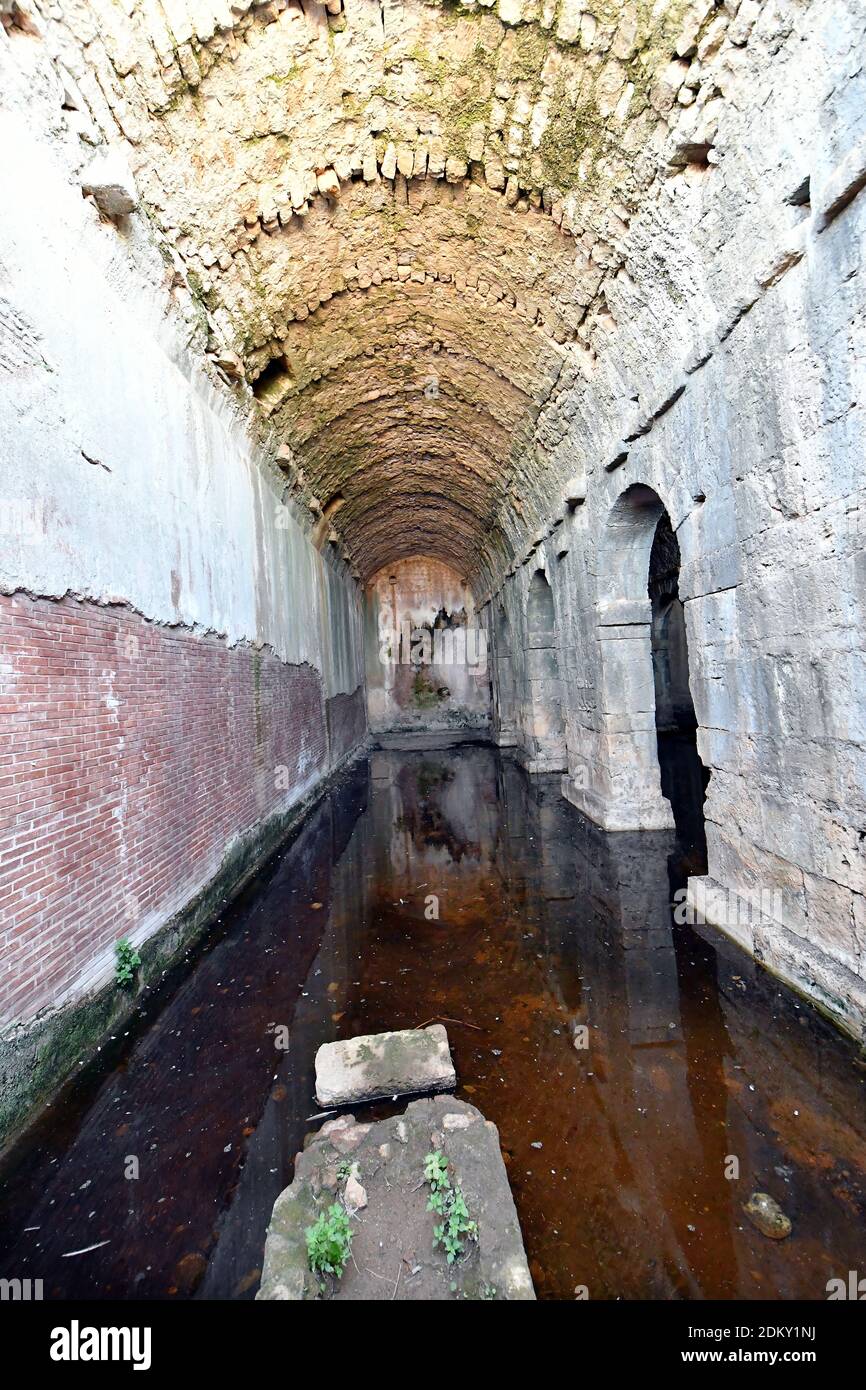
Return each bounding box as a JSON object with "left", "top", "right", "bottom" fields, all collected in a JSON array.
[{"left": 0, "top": 746, "right": 863, "bottom": 1300}]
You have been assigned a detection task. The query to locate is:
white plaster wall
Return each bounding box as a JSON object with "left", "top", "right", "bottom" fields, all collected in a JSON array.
[{"left": 0, "top": 33, "right": 363, "bottom": 699}]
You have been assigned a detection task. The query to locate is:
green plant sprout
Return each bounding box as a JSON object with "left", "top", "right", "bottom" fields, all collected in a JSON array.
[
  {"left": 305, "top": 1203, "right": 353, "bottom": 1280},
  {"left": 424, "top": 1150, "right": 478, "bottom": 1265},
  {"left": 114, "top": 938, "right": 141, "bottom": 990}
]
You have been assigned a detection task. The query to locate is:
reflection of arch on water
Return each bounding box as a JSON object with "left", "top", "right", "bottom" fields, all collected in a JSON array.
[
  {"left": 523, "top": 570, "right": 566, "bottom": 773},
  {"left": 496, "top": 754, "right": 737, "bottom": 1295}
]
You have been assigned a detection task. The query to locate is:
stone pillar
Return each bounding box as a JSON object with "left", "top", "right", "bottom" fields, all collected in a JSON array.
[
  {"left": 562, "top": 599, "right": 674, "bottom": 829},
  {"left": 523, "top": 627, "right": 567, "bottom": 772},
  {"left": 492, "top": 652, "right": 519, "bottom": 746}
]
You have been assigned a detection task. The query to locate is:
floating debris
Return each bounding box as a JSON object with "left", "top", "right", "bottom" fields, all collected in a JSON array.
[{"left": 61, "top": 1241, "right": 111, "bottom": 1258}]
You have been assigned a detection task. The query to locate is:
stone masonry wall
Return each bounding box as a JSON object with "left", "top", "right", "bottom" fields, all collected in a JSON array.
[
  {"left": 485, "top": 1, "right": 866, "bottom": 1039},
  {"left": 365, "top": 557, "right": 491, "bottom": 733},
  {"left": 21, "top": 0, "right": 729, "bottom": 585}
]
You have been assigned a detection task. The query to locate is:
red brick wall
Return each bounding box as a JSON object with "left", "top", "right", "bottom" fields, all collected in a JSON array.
[{"left": 0, "top": 591, "right": 359, "bottom": 1028}]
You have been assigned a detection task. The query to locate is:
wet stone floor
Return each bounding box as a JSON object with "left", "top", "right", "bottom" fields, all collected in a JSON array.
[{"left": 1, "top": 744, "right": 865, "bottom": 1300}]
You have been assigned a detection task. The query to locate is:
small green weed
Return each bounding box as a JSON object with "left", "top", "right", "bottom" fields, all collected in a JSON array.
[
  {"left": 424, "top": 1150, "right": 477, "bottom": 1265},
  {"left": 305, "top": 1203, "right": 353, "bottom": 1280},
  {"left": 424, "top": 1150, "right": 450, "bottom": 1195},
  {"left": 114, "top": 938, "right": 141, "bottom": 990}
]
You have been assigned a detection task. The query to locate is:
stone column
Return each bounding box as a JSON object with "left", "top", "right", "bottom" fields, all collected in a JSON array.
[
  {"left": 523, "top": 628, "right": 567, "bottom": 772},
  {"left": 492, "top": 652, "right": 519, "bottom": 746},
  {"left": 562, "top": 599, "right": 674, "bottom": 829}
]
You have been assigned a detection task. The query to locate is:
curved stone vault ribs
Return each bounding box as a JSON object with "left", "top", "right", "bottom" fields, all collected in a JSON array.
[{"left": 43, "top": 0, "right": 738, "bottom": 584}]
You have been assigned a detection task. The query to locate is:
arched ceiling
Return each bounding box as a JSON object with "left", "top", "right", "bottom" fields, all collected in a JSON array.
[{"left": 59, "top": 0, "right": 724, "bottom": 586}]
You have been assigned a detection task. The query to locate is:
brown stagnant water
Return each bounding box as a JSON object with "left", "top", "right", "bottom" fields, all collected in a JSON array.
[{"left": 1, "top": 742, "right": 864, "bottom": 1300}]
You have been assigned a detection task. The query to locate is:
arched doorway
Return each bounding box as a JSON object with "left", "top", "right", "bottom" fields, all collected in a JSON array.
[
  {"left": 492, "top": 605, "right": 518, "bottom": 747},
  {"left": 572, "top": 483, "right": 703, "bottom": 830},
  {"left": 523, "top": 570, "right": 566, "bottom": 773},
  {"left": 648, "top": 513, "right": 709, "bottom": 849}
]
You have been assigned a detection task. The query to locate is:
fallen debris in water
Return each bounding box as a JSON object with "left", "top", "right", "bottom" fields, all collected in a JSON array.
[
  {"left": 742, "top": 1192, "right": 792, "bottom": 1240},
  {"left": 60, "top": 1240, "right": 111, "bottom": 1258}
]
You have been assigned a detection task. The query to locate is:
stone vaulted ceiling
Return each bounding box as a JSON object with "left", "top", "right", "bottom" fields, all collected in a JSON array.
[{"left": 55, "top": 0, "right": 728, "bottom": 585}]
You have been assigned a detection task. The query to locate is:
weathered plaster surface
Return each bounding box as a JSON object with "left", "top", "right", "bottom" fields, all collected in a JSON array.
[
  {"left": 0, "top": 22, "right": 363, "bottom": 695},
  {"left": 0, "top": 7, "right": 367, "bottom": 1141},
  {"left": 365, "top": 556, "right": 489, "bottom": 732}
]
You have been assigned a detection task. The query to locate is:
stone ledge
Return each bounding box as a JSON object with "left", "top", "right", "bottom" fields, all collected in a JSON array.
[
  {"left": 257, "top": 1098, "right": 535, "bottom": 1301},
  {"left": 686, "top": 876, "right": 866, "bottom": 1045},
  {"left": 815, "top": 138, "right": 866, "bottom": 232}
]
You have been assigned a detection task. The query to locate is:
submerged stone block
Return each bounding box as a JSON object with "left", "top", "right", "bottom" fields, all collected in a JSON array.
[{"left": 315, "top": 1024, "right": 456, "bottom": 1106}]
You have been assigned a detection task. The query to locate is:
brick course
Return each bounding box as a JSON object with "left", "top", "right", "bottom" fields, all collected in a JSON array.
[{"left": 0, "top": 591, "right": 355, "bottom": 1027}]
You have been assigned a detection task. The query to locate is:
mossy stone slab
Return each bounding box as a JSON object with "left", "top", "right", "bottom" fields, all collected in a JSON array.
[{"left": 315, "top": 1024, "right": 456, "bottom": 1105}]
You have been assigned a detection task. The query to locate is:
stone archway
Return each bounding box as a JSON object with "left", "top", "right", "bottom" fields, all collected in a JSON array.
[
  {"left": 567, "top": 484, "right": 685, "bottom": 829},
  {"left": 523, "top": 570, "right": 567, "bottom": 773}
]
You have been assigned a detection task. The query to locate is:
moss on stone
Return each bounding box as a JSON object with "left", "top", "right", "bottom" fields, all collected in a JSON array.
[
  {"left": 412, "top": 669, "right": 446, "bottom": 707},
  {"left": 403, "top": 33, "right": 495, "bottom": 161},
  {"left": 506, "top": 24, "right": 549, "bottom": 88},
  {"left": 536, "top": 76, "right": 606, "bottom": 193},
  {"left": 264, "top": 64, "right": 302, "bottom": 87}
]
